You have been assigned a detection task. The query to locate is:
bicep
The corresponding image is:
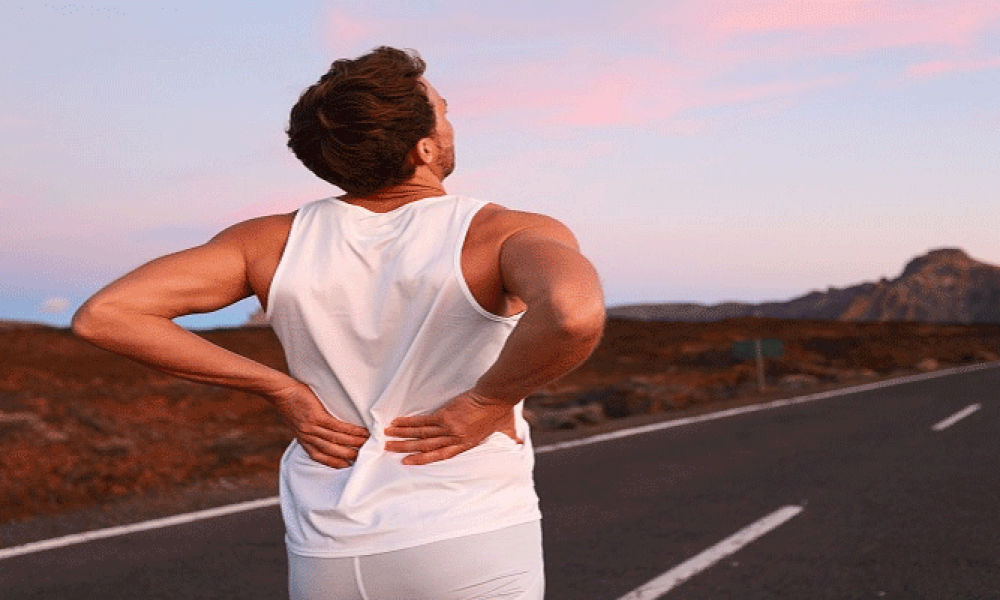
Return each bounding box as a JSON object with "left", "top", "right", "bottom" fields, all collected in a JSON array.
[
  {"left": 84, "top": 233, "right": 252, "bottom": 320},
  {"left": 499, "top": 217, "right": 600, "bottom": 305}
]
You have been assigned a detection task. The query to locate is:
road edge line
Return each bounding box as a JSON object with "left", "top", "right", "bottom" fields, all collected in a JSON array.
[
  {"left": 0, "top": 497, "right": 279, "bottom": 561},
  {"left": 534, "top": 361, "right": 1000, "bottom": 454}
]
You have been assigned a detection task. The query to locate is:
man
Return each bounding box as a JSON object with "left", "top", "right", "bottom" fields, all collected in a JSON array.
[{"left": 74, "top": 46, "right": 604, "bottom": 599}]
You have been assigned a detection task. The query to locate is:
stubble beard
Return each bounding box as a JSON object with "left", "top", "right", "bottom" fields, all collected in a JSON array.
[{"left": 438, "top": 145, "right": 455, "bottom": 180}]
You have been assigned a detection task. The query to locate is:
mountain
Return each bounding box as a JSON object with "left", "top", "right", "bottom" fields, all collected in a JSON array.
[{"left": 609, "top": 248, "right": 1000, "bottom": 323}]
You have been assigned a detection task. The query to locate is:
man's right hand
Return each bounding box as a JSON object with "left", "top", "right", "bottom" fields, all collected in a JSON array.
[
  {"left": 269, "top": 382, "right": 370, "bottom": 468},
  {"left": 382, "top": 390, "right": 522, "bottom": 466}
]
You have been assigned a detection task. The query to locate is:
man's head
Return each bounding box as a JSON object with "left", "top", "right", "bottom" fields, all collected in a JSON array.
[{"left": 287, "top": 46, "right": 449, "bottom": 196}]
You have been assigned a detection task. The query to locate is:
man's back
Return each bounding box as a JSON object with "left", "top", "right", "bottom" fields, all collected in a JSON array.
[
  {"left": 265, "top": 195, "right": 525, "bottom": 426},
  {"left": 267, "top": 195, "right": 541, "bottom": 558}
]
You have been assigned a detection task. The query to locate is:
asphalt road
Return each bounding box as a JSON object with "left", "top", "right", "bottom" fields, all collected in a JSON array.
[{"left": 3, "top": 366, "right": 998, "bottom": 599}]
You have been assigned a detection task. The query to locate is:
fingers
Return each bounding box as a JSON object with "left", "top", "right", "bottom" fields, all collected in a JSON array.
[
  {"left": 301, "top": 424, "right": 369, "bottom": 448},
  {"left": 400, "top": 445, "right": 465, "bottom": 466},
  {"left": 388, "top": 414, "right": 441, "bottom": 429},
  {"left": 298, "top": 435, "right": 368, "bottom": 469},
  {"left": 384, "top": 435, "right": 453, "bottom": 454},
  {"left": 310, "top": 413, "right": 371, "bottom": 439},
  {"left": 271, "top": 381, "right": 371, "bottom": 441},
  {"left": 384, "top": 414, "right": 448, "bottom": 446},
  {"left": 297, "top": 416, "right": 370, "bottom": 469},
  {"left": 300, "top": 436, "right": 360, "bottom": 469},
  {"left": 383, "top": 422, "right": 447, "bottom": 439},
  {"left": 383, "top": 394, "right": 519, "bottom": 464},
  {"left": 299, "top": 411, "right": 370, "bottom": 446},
  {"left": 332, "top": 420, "right": 372, "bottom": 438},
  {"left": 272, "top": 382, "right": 373, "bottom": 469},
  {"left": 383, "top": 416, "right": 452, "bottom": 454}
]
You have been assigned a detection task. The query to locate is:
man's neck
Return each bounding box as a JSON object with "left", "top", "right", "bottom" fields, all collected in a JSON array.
[{"left": 340, "top": 177, "right": 447, "bottom": 214}]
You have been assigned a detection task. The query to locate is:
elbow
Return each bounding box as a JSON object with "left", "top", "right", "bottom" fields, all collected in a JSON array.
[
  {"left": 71, "top": 299, "right": 121, "bottom": 346},
  {"left": 548, "top": 289, "right": 606, "bottom": 349},
  {"left": 71, "top": 301, "right": 101, "bottom": 343}
]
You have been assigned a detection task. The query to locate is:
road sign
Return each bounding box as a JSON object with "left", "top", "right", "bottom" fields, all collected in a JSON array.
[
  {"left": 732, "top": 339, "right": 783, "bottom": 360},
  {"left": 732, "top": 338, "right": 783, "bottom": 392}
]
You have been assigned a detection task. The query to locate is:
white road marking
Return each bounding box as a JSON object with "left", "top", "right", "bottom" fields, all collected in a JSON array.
[
  {"left": 617, "top": 505, "right": 804, "bottom": 600},
  {"left": 0, "top": 496, "right": 279, "bottom": 561},
  {"left": 932, "top": 403, "right": 981, "bottom": 431},
  {"left": 535, "top": 361, "right": 1000, "bottom": 454},
  {"left": 2, "top": 360, "right": 996, "bottom": 560}
]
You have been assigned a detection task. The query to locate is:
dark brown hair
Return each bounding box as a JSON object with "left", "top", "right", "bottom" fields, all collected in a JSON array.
[{"left": 286, "top": 47, "right": 435, "bottom": 196}]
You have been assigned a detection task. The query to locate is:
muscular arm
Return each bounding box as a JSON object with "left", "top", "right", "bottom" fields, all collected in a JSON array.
[
  {"left": 472, "top": 216, "right": 606, "bottom": 402},
  {"left": 385, "top": 214, "right": 605, "bottom": 464},
  {"left": 73, "top": 222, "right": 290, "bottom": 393},
  {"left": 72, "top": 219, "right": 368, "bottom": 467}
]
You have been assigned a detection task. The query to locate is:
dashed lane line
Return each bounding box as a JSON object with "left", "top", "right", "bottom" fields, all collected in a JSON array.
[
  {"left": 617, "top": 505, "right": 805, "bottom": 600},
  {"left": 932, "top": 403, "right": 982, "bottom": 431}
]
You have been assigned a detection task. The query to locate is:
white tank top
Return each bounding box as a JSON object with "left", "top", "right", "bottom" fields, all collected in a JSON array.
[{"left": 266, "top": 195, "right": 541, "bottom": 557}]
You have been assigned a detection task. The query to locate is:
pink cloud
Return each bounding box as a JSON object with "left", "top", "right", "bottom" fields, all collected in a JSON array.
[
  {"left": 313, "top": 1, "right": 1000, "bottom": 132},
  {"left": 712, "top": 0, "right": 892, "bottom": 32},
  {"left": 0, "top": 192, "right": 21, "bottom": 210},
  {"left": 450, "top": 54, "right": 700, "bottom": 129},
  {"left": 0, "top": 115, "right": 33, "bottom": 129},
  {"left": 662, "top": 0, "right": 1000, "bottom": 60},
  {"left": 907, "top": 55, "right": 1000, "bottom": 78},
  {"left": 549, "top": 73, "right": 633, "bottom": 127},
  {"left": 704, "top": 0, "right": 1000, "bottom": 40},
  {"left": 312, "top": 4, "right": 872, "bottom": 130},
  {"left": 702, "top": 73, "right": 854, "bottom": 106},
  {"left": 324, "top": 11, "right": 378, "bottom": 50},
  {"left": 451, "top": 50, "right": 849, "bottom": 131},
  {"left": 451, "top": 62, "right": 567, "bottom": 119}
]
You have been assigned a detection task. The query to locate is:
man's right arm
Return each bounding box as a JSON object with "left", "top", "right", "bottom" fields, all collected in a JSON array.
[
  {"left": 384, "top": 214, "right": 605, "bottom": 464},
  {"left": 472, "top": 214, "right": 605, "bottom": 402}
]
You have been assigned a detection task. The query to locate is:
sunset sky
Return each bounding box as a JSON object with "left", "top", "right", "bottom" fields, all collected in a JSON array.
[{"left": 3, "top": 1, "right": 998, "bottom": 328}]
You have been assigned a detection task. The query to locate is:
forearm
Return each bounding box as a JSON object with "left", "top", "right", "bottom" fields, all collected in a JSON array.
[
  {"left": 473, "top": 292, "right": 605, "bottom": 403},
  {"left": 72, "top": 303, "right": 296, "bottom": 399},
  {"left": 74, "top": 300, "right": 371, "bottom": 467}
]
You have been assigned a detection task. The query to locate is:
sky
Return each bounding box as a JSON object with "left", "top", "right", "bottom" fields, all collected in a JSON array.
[{"left": 2, "top": 1, "right": 998, "bottom": 329}]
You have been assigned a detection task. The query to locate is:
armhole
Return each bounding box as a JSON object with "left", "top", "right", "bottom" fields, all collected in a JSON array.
[
  {"left": 454, "top": 200, "right": 523, "bottom": 324},
  {"left": 263, "top": 206, "right": 308, "bottom": 322}
]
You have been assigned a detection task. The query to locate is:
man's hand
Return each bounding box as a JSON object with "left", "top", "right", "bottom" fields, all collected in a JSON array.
[
  {"left": 269, "top": 382, "right": 370, "bottom": 468},
  {"left": 383, "top": 390, "right": 522, "bottom": 465}
]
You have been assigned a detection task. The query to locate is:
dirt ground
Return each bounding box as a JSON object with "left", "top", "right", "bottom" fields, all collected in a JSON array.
[{"left": 3, "top": 317, "right": 999, "bottom": 529}]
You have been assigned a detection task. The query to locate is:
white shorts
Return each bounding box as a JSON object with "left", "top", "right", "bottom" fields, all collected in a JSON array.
[{"left": 287, "top": 521, "right": 544, "bottom": 600}]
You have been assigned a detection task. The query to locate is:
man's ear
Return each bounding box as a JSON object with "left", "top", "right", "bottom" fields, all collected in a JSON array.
[{"left": 412, "top": 137, "right": 435, "bottom": 166}]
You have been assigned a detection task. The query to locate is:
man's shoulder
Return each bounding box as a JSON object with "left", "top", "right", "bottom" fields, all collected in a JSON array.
[
  {"left": 473, "top": 203, "right": 576, "bottom": 247},
  {"left": 475, "top": 203, "right": 566, "bottom": 233},
  {"left": 210, "top": 212, "right": 297, "bottom": 255}
]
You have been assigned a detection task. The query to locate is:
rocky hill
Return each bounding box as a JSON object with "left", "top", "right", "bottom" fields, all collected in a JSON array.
[{"left": 610, "top": 248, "right": 1000, "bottom": 323}]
